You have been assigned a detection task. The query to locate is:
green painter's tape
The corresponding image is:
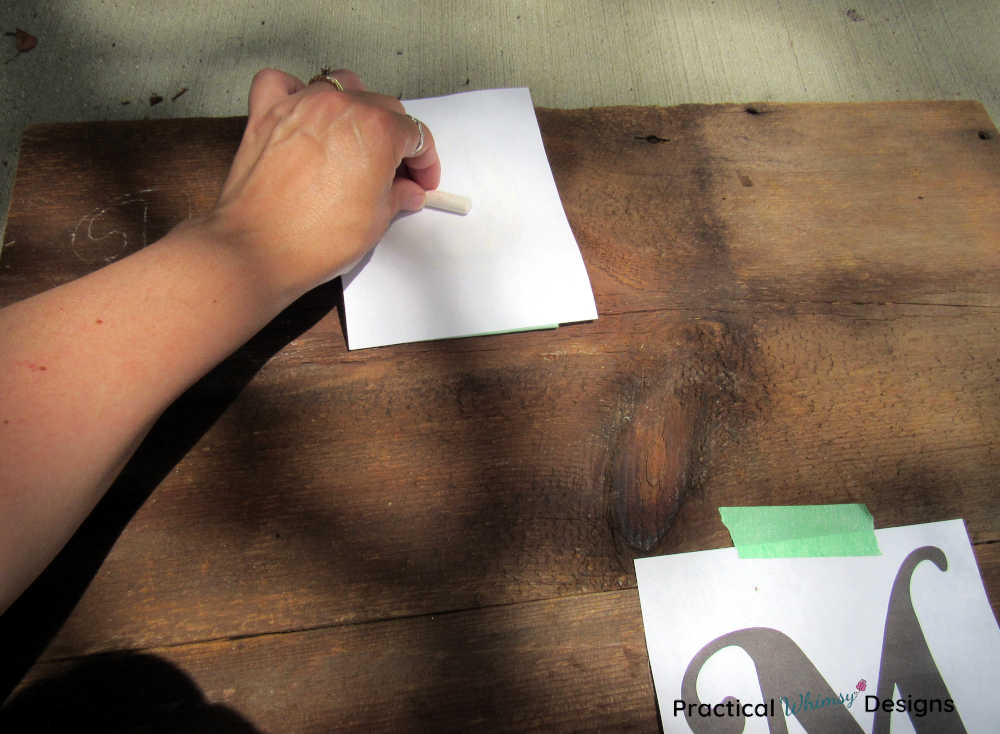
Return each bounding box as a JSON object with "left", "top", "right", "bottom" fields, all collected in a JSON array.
[{"left": 719, "top": 504, "right": 881, "bottom": 558}]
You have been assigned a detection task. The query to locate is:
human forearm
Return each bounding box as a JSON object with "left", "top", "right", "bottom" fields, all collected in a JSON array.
[
  {"left": 0, "top": 66, "right": 439, "bottom": 613},
  {"left": 0, "top": 219, "right": 290, "bottom": 610}
]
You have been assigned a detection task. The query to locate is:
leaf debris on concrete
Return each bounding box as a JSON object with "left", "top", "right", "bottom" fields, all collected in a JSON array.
[
  {"left": 7, "top": 28, "right": 37, "bottom": 52},
  {"left": 4, "top": 28, "right": 37, "bottom": 62}
]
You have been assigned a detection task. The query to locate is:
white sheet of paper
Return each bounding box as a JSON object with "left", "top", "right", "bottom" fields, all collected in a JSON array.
[
  {"left": 342, "top": 88, "right": 598, "bottom": 350},
  {"left": 635, "top": 520, "right": 1000, "bottom": 733}
]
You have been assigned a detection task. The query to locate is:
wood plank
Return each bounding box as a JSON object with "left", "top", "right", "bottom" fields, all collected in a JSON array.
[
  {"left": 6, "top": 590, "right": 658, "bottom": 733},
  {"left": 543, "top": 101, "right": 1000, "bottom": 313},
  {"left": 975, "top": 541, "right": 1000, "bottom": 622},
  {"left": 5, "top": 103, "right": 999, "bottom": 312},
  {"left": 9, "top": 542, "right": 1000, "bottom": 732},
  {"left": 0, "top": 116, "right": 239, "bottom": 302},
  {"left": 6, "top": 305, "right": 992, "bottom": 659},
  {"left": 1, "top": 102, "right": 998, "bottom": 696}
]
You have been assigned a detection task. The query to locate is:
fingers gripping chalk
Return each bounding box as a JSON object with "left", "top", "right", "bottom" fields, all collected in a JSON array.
[{"left": 425, "top": 190, "right": 472, "bottom": 215}]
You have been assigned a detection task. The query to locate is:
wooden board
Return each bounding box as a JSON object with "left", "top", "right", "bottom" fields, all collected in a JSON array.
[
  {"left": 1, "top": 101, "right": 999, "bottom": 731},
  {"left": 1, "top": 590, "right": 659, "bottom": 732}
]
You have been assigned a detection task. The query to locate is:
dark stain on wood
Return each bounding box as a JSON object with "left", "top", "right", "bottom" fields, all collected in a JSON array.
[
  {"left": 608, "top": 371, "right": 697, "bottom": 552},
  {"left": 605, "top": 318, "right": 767, "bottom": 552}
]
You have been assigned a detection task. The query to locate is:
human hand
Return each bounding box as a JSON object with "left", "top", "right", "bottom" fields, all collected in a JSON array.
[{"left": 204, "top": 68, "right": 441, "bottom": 300}]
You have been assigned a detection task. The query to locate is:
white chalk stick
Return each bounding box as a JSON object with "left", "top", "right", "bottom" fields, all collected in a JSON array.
[{"left": 424, "top": 190, "right": 472, "bottom": 215}]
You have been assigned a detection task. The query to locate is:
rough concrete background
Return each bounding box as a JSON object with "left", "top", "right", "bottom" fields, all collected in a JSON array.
[{"left": 2, "top": 1, "right": 998, "bottom": 235}]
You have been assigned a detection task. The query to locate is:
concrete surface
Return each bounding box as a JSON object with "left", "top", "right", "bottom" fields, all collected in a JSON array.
[{"left": 2, "top": 1, "right": 998, "bottom": 237}]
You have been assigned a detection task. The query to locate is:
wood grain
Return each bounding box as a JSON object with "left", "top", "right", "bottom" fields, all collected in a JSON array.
[
  {"left": 1, "top": 101, "right": 998, "bottom": 729},
  {"left": 7, "top": 590, "right": 658, "bottom": 733},
  {"left": 9, "top": 546, "right": 1000, "bottom": 732}
]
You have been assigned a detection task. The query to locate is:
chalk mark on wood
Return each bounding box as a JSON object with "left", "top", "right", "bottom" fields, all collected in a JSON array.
[{"left": 69, "top": 188, "right": 192, "bottom": 265}]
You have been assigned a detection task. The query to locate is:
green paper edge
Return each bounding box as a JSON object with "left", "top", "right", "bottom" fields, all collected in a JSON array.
[{"left": 468, "top": 324, "right": 559, "bottom": 338}]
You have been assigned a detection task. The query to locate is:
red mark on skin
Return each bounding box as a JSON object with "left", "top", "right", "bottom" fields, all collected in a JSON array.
[
  {"left": 16, "top": 361, "right": 48, "bottom": 372},
  {"left": 96, "top": 319, "right": 104, "bottom": 324}
]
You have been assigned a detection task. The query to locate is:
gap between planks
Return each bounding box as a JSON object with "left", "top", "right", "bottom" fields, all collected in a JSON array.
[{"left": 33, "top": 586, "right": 642, "bottom": 666}]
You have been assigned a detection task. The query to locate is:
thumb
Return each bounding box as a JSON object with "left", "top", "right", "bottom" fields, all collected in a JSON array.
[
  {"left": 248, "top": 68, "right": 305, "bottom": 121},
  {"left": 391, "top": 177, "right": 427, "bottom": 214},
  {"left": 221, "top": 70, "right": 305, "bottom": 194}
]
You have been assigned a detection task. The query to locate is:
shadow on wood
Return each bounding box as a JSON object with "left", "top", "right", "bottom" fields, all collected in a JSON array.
[
  {"left": 0, "top": 651, "right": 260, "bottom": 733},
  {"left": 0, "top": 280, "right": 339, "bottom": 702}
]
